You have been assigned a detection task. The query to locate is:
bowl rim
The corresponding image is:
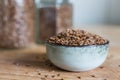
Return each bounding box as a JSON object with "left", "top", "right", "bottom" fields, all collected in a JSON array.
[{"left": 46, "top": 41, "right": 109, "bottom": 47}]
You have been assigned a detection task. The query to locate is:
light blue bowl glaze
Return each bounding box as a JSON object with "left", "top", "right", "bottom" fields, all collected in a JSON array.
[{"left": 46, "top": 43, "right": 109, "bottom": 71}]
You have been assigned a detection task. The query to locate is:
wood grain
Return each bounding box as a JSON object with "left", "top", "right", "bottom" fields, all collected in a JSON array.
[{"left": 0, "top": 26, "right": 120, "bottom": 80}]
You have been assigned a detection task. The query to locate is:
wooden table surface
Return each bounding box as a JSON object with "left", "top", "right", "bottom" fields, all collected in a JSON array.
[{"left": 0, "top": 26, "right": 120, "bottom": 80}]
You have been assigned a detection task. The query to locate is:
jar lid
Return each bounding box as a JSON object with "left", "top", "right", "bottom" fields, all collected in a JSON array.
[
  {"left": 57, "top": 0, "right": 71, "bottom": 4},
  {"left": 63, "top": 0, "right": 69, "bottom": 3},
  {"left": 40, "top": 0, "right": 56, "bottom": 3}
]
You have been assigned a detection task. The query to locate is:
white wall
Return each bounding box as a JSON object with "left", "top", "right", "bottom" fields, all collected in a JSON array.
[
  {"left": 108, "top": 0, "right": 120, "bottom": 25},
  {"left": 71, "top": 0, "right": 120, "bottom": 26},
  {"left": 35, "top": 0, "right": 120, "bottom": 26}
]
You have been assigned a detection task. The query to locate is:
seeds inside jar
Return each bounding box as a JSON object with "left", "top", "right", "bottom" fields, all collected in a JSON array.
[
  {"left": 47, "top": 29, "right": 109, "bottom": 46},
  {"left": 0, "top": 0, "right": 35, "bottom": 48}
]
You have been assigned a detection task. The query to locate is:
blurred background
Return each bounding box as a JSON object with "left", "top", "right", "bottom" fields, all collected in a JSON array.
[
  {"left": 36, "top": 0, "right": 120, "bottom": 26},
  {"left": 0, "top": 0, "right": 119, "bottom": 79},
  {"left": 0, "top": 0, "right": 120, "bottom": 49},
  {"left": 72, "top": 0, "right": 120, "bottom": 26},
  {"left": 35, "top": 0, "right": 120, "bottom": 46}
]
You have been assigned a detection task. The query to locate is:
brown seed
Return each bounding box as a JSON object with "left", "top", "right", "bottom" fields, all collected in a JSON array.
[
  {"left": 91, "top": 75, "right": 95, "bottom": 78},
  {"left": 51, "top": 75, "right": 55, "bottom": 78},
  {"left": 77, "top": 76, "right": 81, "bottom": 79},
  {"left": 47, "top": 29, "right": 108, "bottom": 46},
  {"left": 44, "top": 75, "right": 48, "bottom": 78},
  {"left": 38, "top": 73, "right": 41, "bottom": 75},
  {"left": 100, "top": 66, "right": 104, "bottom": 69},
  {"left": 57, "top": 74, "right": 60, "bottom": 76},
  {"left": 119, "top": 65, "right": 120, "bottom": 67},
  {"left": 60, "top": 78, "right": 64, "bottom": 80}
]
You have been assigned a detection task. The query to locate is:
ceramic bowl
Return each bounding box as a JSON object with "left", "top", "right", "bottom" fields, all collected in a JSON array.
[{"left": 46, "top": 42, "right": 109, "bottom": 72}]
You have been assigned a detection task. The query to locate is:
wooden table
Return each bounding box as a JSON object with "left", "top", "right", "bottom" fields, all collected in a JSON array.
[{"left": 0, "top": 26, "right": 120, "bottom": 80}]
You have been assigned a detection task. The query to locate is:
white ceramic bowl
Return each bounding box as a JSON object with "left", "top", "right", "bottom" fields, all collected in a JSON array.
[{"left": 46, "top": 42, "right": 109, "bottom": 72}]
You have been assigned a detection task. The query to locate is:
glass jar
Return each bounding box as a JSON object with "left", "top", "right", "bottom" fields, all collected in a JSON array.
[
  {"left": 36, "top": 0, "right": 73, "bottom": 43},
  {"left": 36, "top": 0, "right": 56, "bottom": 43},
  {"left": 0, "top": 0, "right": 35, "bottom": 48},
  {"left": 56, "top": 0, "right": 73, "bottom": 33}
]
